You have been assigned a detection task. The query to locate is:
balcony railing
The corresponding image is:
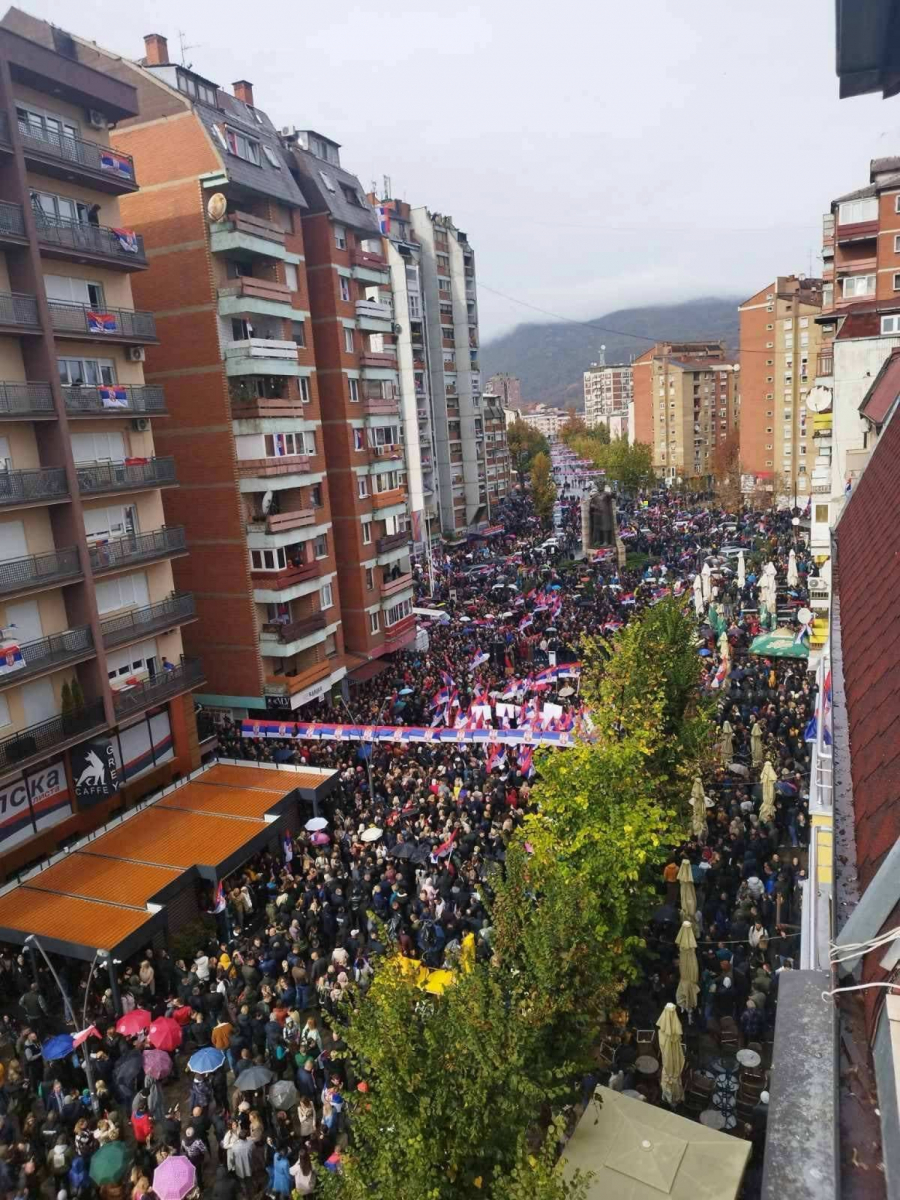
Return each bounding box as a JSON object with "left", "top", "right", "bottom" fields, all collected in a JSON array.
[
  {"left": 89, "top": 526, "right": 187, "bottom": 574},
  {"left": 76, "top": 457, "right": 177, "bottom": 495},
  {"left": 17, "top": 123, "right": 136, "bottom": 189},
  {"left": 0, "top": 200, "right": 24, "bottom": 240},
  {"left": 0, "top": 467, "right": 68, "bottom": 507},
  {"left": 358, "top": 351, "right": 397, "bottom": 369},
  {"left": 0, "top": 547, "right": 80, "bottom": 597},
  {"left": 0, "top": 625, "right": 94, "bottom": 688},
  {"left": 350, "top": 248, "right": 387, "bottom": 270},
  {"left": 35, "top": 215, "right": 147, "bottom": 266},
  {"left": 112, "top": 656, "right": 205, "bottom": 718},
  {"left": 371, "top": 486, "right": 406, "bottom": 510},
  {"left": 376, "top": 531, "right": 408, "bottom": 555},
  {"left": 265, "top": 658, "right": 334, "bottom": 697},
  {"left": 222, "top": 211, "right": 285, "bottom": 246},
  {"left": 0, "top": 699, "right": 106, "bottom": 774},
  {"left": 248, "top": 509, "right": 315, "bottom": 535},
  {"left": 63, "top": 384, "right": 166, "bottom": 417},
  {"left": 48, "top": 301, "right": 157, "bottom": 341},
  {"left": 356, "top": 299, "right": 392, "bottom": 322},
  {"left": 816, "top": 353, "right": 834, "bottom": 378},
  {"left": 262, "top": 612, "right": 328, "bottom": 644},
  {"left": 0, "top": 292, "right": 39, "bottom": 329},
  {"left": 381, "top": 571, "right": 413, "bottom": 597},
  {"left": 251, "top": 561, "right": 322, "bottom": 591},
  {"left": 0, "top": 382, "right": 55, "bottom": 418},
  {"left": 100, "top": 592, "right": 196, "bottom": 648},
  {"left": 237, "top": 455, "right": 310, "bottom": 479}
]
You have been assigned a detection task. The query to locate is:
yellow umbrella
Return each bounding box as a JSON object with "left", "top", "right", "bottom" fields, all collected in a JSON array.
[
  {"left": 689, "top": 777, "right": 707, "bottom": 841},
  {"left": 676, "top": 920, "right": 699, "bottom": 985},
  {"left": 759, "top": 759, "right": 778, "bottom": 823},
  {"left": 677, "top": 859, "right": 696, "bottom": 922},
  {"left": 656, "top": 1002, "right": 685, "bottom": 1106}
]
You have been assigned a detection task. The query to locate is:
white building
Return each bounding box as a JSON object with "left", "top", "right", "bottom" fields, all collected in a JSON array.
[
  {"left": 583, "top": 357, "right": 633, "bottom": 430},
  {"left": 514, "top": 404, "right": 568, "bottom": 440}
]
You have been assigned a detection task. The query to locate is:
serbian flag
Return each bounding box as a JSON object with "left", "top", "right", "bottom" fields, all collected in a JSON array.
[
  {"left": 0, "top": 643, "right": 24, "bottom": 676},
  {"left": 98, "top": 385, "right": 128, "bottom": 408},
  {"left": 518, "top": 745, "right": 535, "bottom": 777},
  {"left": 210, "top": 880, "right": 227, "bottom": 914},
  {"left": 377, "top": 205, "right": 391, "bottom": 235},
  {"left": 111, "top": 227, "right": 139, "bottom": 253},
  {"left": 273, "top": 432, "right": 288, "bottom": 456},
  {"left": 72, "top": 1025, "right": 100, "bottom": 1049},
  {"left": 470, "top": 650, "right": 490, "bottom": 671},
  {"left": 440, "top": 670, "right": 456, "bottom": 690},
  {"left": 87, "top": 310, "right": 119, "bottom": 334},
  {"left": 709, "top": 659, "right": 728, "bottom": 690},
  {"left": 99, "top": 149, "right": 134, "bottom": 179},
  {"left": 433, "top": 830, "right": 457, "bottom": 859}
]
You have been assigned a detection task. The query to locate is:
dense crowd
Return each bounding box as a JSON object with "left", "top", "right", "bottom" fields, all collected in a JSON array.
[{"left": 0, "top": 472, "right": 818, "bottom": 1198}]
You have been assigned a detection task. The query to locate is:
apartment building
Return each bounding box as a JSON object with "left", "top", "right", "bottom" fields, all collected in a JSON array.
[
  {"left": 583, "top": 357, "right": 633, "bottom": 432},
  {"left": 485, "top": 373, "right": 521, "bottom": 410},
  {"left": 282, "top": 132, "right": 415, "bottom": 663},
  {"left": 738, "top": 276, "right": 823, "bottom": 501},
  {"left": 632, "top": 341, "right": 726, "bottom": 455},
  {"left": 514, "top": 403, "right": 568, "bottom": 440},
  {"left": 0, "top": 15, "right": 203, "bottom": 876}
]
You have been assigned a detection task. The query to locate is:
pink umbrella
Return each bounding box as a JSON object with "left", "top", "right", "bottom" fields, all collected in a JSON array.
[
  {"left": 115, "top": 1008, "right": 151, "bottom": 1036},
  {"left": 153, "top": 1155, "right": 196, "bottom": 1200},
  {"left": 142, "top": 1048, "right": 172, "bottom": 1080},
  {"left": 310, "top": 831, "right": 330, "bottom": 846},
  {"left": 147, "top": 1016, "right": 183, "bottom": 1052}
]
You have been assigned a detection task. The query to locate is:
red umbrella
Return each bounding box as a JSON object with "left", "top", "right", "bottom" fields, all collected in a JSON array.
[
  {"left": 115, "top": 1008, "right": 151, "bottom": 1036},
  {"left": 147, "top": 1017, "right": 183, "bottom": 1052}
]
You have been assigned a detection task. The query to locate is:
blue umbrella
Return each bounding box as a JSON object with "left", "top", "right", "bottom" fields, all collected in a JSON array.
[
  {"left": 42, "top": 1034, "right": 74, "bottom": 1061},
  {"left": 273, "top": 747, "right": 293, "bottom": 763},
  {"left": 187, "top": 1047, "right": 225, "bottom": 1074},
  {"left": 399, "top": 687, "right": 414, "bottom": 695}
]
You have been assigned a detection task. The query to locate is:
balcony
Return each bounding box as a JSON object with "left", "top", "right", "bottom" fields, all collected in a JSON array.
[
  {"left": 359, "top": 351, "right": 397, "bottom": 370},
  {"left": 48, "top": 301, "right": 157, "bottom": 343},
  {"left": 89, "top": 526, "right": 187, "bottom": 575},
  {"left": 265, "top": 658, "right": 335, "bottom": 699},
  {"left": 251, "top": 560, "right": 322, "bottom": 592},
  {"left": 369, "top": 443, "right": 404, "bottom": 463},
  {"left": 0, "top": 547, "right": 81, "bottom": 598},
  {"left": 350, "top": 248, "right": 387, "bottom": 270},
  {"left": 112, "top": 656, "right": 205, "bottom": 719},
  {"left": 381, "top": 571, "right": 413, "bottom": 598},
  {"left": 76, "top": 457, "right": 177, "bottom": 497},
  {"left": 262, "top": 612, "right": 328, "bottom": 644},
  {"left": 64, "top": 384, "right": 166, "bottom": 418},
  {"left": 237, "top": 455, "right": 311, "bottom": 481},
  {"left": 356, "top": 298, "right": 392, "bottom": 331},
  {"left": 36, "top": 216, "right": 148, "bottom": 271},
  {"left": 371, "top": 486, "right": 406, "bottom": 511},
  {"left": 218, "top": 277, "right": 294, "bottom": 320},
  {"left": 0, "top": 382, "right": 55, "bottom": 420},
  {"left": 0, "top": 625, "right": 94, "bottom": 692},
  {"left": 381, "top": 614, "right": 416, "bottom": 653},
  {"left": 17, "top": 124, "right": 137, "bottom": 194},
  {"left": 0, "top": 467, "right": 68, "bottom": 508},
  {"left": 835, "top": 219, "right": 878, "bottom": 244},
  {"left": 210, "top": 211, "right": 287, "bottom": 260},
  {"left": 363, "top": 395, "right": 399, "bottom": 417},
  {"left": 0, "top": 200, "right": 25, "bottom": 248},
  {"left": 0, "top": 699, "right": 107, "bottom": 778},
  {"left": 816, "top": 353, "right": 834, "bottom": 379},
  {"left": 100, "top": 592, "right": 196, "bottom": 649},
  {"left": 375, "top": 530, "right": 409, "bottom": 556},
  {"left": 0, "top": 292, "right": 40, "bottom": 333},
  {"left": 225, "top": 338, "right": 302, "bottom": 378},
  {"left": 247, "top": 509, "right": 316, "bottom": 536}
]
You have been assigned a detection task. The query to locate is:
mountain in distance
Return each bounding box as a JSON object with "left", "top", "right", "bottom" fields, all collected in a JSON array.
[{"left": 480, "top": 296, "right": 741, "bottom": 408}]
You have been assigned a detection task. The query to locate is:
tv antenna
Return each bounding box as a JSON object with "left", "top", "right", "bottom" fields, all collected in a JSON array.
[
  {"left": 597, "top": 345, "right": 606, "bottom": 367},
  {"left": 177, "top": 30, "right": 199, "bottom": 69}
]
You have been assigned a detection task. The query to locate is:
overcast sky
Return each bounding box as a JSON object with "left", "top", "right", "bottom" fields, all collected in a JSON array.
[{"left": 16, "top": 0, "right": 894, "bottom": 339}]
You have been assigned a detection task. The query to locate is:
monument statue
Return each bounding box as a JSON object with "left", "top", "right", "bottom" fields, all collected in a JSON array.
[{"left": 582, "top": 484, "right": 626, "bottom": 567}]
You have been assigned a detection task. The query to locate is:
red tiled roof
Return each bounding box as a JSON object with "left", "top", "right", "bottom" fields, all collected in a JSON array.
[{"left": 859, "top": 348, "right": 900, "bottom": 427}]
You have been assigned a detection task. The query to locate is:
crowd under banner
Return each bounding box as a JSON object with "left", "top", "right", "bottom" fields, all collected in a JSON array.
[{"left": 240, "top": 720, "right": 580, "bottom": 748}]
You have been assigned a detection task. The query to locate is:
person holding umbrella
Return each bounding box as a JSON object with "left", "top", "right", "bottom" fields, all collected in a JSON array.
[{"left": 180, "top": 1127, "right": 208, "bottom": 1191}]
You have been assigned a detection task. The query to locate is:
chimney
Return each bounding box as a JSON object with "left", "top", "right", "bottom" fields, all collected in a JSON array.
[
  {"left": 233, "top": 80, "right": 254, "bottom": 107},
  {"left": 143, "top": 33, "right": 169, "bottom": 66}
]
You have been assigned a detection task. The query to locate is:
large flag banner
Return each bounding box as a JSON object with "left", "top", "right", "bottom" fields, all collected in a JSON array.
[
  {"left": 98, "top": 385, "right": 128, "bottom": 408},
  {"left": 0, "top": 643, "right": 24, "bottom": 676},
  {"left": 112, "top": 228, "right": 139, "bottom": 254},
  {"left": 99, "top": 149, "right": 135, "bottom": 180},
  {"left": 87, "top": 311, "right": 119, "bottom": 334}
]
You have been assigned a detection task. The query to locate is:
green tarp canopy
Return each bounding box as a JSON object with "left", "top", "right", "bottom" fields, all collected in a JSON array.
[{"left": 749, "top": 628, "right": 809, "bottom": 659}]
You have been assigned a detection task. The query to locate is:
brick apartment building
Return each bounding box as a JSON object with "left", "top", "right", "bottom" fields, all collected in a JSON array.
[
  {"left": 0, "top": 11, "right": 204, "bottom": 879},
  {"left": 738, "top": 276, "right": 823, "bottom": 502},
  {"left": 583, "top": 356, "right": 633, "bottom": 434}
]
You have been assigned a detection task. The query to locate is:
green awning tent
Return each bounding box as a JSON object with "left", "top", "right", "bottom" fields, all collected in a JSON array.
[{"left": 749, "top": 628, "right": 809, "bottom": 660}]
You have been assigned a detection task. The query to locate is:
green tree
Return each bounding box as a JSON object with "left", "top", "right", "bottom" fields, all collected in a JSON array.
[
  {"left": 508, "top": 420, "right": 549, "bottom": 485},
  {"left": 530, "top": 451, "right": 557, "bottom": 528},
  {"left": 565, "top": 433, "right": 654, "bottom": 492}
]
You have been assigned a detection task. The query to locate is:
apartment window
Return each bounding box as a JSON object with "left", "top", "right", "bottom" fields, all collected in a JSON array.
[
  {"left": 385, "top": 598, "right": 412, "bottom": 627},
  {"left": 361, "top": 520, "right": 372, "bottom": 545},
  {"left": 334, "top": 224, "right": 347, "bottom": 250},
  {"left": 320, "top": 583, "right": 333, "bottom": 610},
  {"left": 365, "top": 567, "right": 374, "bottom": 590},
  {"left": 295, "top": 376, "right": 309, "bottom": 404},
  {"left": 292, "top": 320, "right": 306, "bottom": 348},
  {"left": 353, "top": 429, "right": 365, "bottom": 451},
  {"left": 310, "top": 484, "right": 322, "bottom": 507},
  {"left": 284, "top": 263, "right": 299, "bottom": 292},
  {"left": 349, "top": 378, "right": 360, "bottom": 403},
  {"left": 895, "top": 234, "right": 900, "bottom": 254},
  {"left": 314, "top": 534, "right": 328, "bottom": 559},
  {"left": 369, "top": 611, "right": 380, "bottom": 634},
  {"left": 225, "top": 128, "right": 260, "bottom": 165},
  {"left": 251, "top": 547, "right": 287, "bottom": 571},
  {"left": 893, "top": 273, "right": 900, "bottom": 292},
  {"left": 58, "top": 356, "right": 115, "bottom": 387},
  {"left": 262, "top": 145, "right": 282, "bottom": 169},
  {"left": 881, "top": 314, "right": 900, "bottom": 335},
  {"left": 339, "top": 276, "right": 350, "bottom": 302},
  {"left": 176, "top": 69, "right": 217, "bottom": 106},
  {"left": 842, "top": 274, "right": 876, "bottom": 298},
  {"left": 838, "top": 196, "right": 878, "bottom": 224},
  {"left": 357, "top": 475, "right": 368, "bottom": 498}
]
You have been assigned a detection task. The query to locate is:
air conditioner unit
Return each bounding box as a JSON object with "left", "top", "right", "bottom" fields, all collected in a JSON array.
[
  {"left": 127, "top": 346, "right": 146, "bottom": 362},
  {"left": 88, "top": 109, "right": 106, "bottom": 129},
  {"left": 131, "top": 417, "right": 150, "bottom": 432}
]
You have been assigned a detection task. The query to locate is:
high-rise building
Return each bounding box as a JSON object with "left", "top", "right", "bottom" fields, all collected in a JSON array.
[
  {"left": 632, "top": 341, "right": 726, "bottom": 456},
  {"left": 486, "top": 373, "right": 522, "bottom": 410},
  {"left": 583, "top": 358, "right": 633, "bottom": 431},
  {"left": 0, "top": 13, "right": 203, "bottom": 876},
  {"left": 513, "top": 404, "right": 568, "bottom": 440}
]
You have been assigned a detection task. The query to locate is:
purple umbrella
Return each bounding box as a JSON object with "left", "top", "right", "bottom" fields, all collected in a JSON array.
[
  {"left": 142, "top": 1048, "right": 172, "bottom": 1080},
  {"left": 153, "top": 1155, "right": 196, "bottom": 1200},
  {"left": 310, "top": 831, "right": 330, "bottom": 846}
]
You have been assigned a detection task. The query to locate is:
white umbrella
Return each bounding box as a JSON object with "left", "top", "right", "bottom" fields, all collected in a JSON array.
[
  {"left": 787, "top": 548, "right": 799, "bottom": 588},
  {"left": 677, "top": 859, "right": 696, "bottom": 922},
  {"left": 719, "top": 720, "right": 734, "bottom": 764},
  {"left": 737, "top": 549, "right": 746, "bottom": 590},
  {"left": 690, "top": 777, "right": 707, "bottom": 841},
  {"left": 700, "top": 562, "right": 712, "bottom": 602},
  {"left": 675, "top": 922, "right": 699, "bottom": 1016},
  {"left": 305, "top": 817, "right": 328, "bottom": 832},
  {"left": 360, "top": 826, "right": 383, "bottom": 843},
  {"left": 765, "top": 561, "right": 778, "bottom": 609},
  {"left": 692, "top": 574, "right": 704, "bottom": 617},
  {"left": 759, "top": 760, "right": 778, "bottom": 823},
  {"left": 656, "top": 1003, "right": 685, "bottom": 1106},
  {"left": 750, "top": 720, "right": 764, "bottom": 767}
]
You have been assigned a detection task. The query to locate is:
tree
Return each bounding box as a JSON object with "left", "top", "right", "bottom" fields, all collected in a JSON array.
[
  {"left": 565, "top": 433, "right": 655, "bottom": 492},
  {"left": 529, "top": 451, "right": 557, "bottom": 528},
  {"left": 711, "top": 430, "right": 742, "bottom": 510},
  {"left": 508, "top": 420, "right": 549, "bottom": 485},
  {"left": 561, "top": 412, "right": 587, "bottom": 441}
]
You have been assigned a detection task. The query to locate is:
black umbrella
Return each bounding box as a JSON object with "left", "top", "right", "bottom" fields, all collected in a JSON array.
[
  {"left": 410, "top": 845, "right": 431, "bottom": 866},
  {"left": 388, "top": 843, "right": 414, "bottom": 861},
  {"left": 112, "top": 1049, "right": 144, "bottom": 1097},
  {"left": 235, "top": 1065, "right": 274, "bottom": 1091}
]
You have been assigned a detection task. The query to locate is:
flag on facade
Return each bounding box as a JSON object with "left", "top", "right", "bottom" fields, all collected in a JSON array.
[
  {"left": 98, "top": 385, "right": 128, "bottom": 408},
  {"left": 99, "top": 149, "right": 134, "bottom": 179},
  {"left": 87, "top": 311, "right": 119, "bottom": 334},
  {"left": 377, "top": 205, "right": 391, "bottom": 235},
  {"left": 111, "top": 227, "right": 139, "bottom": 253},
  {"left": 0, "top": 643, "right": 23, "bottom": 676}
]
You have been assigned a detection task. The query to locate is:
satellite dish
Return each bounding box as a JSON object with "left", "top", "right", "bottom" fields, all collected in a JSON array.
[
  {"left": 207, "top": 193, "right": 228, "bottom": 223},
  {"left": 261, "top": 490, "right": 274, "bottom": 515},
  {"left": 805, "top": 385, "right": 832, "bottom": 414}
]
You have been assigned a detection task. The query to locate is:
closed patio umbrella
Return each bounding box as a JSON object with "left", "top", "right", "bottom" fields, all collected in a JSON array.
[
  {"left": 677, "top": 859, "right": 696, "bottom": 922},
  {"left": 759, "top": 759, "right": 778, "bottom": 823},
  {"left": 690, "top": 777, "right": 707, "bottom": 841},
  {"left": 676, "top": 921, "right": 699, "bottom": 1016},
  {"left": 787, "top": 548, "right": 799, "bottom": 588},
  {"left": 737, "top": 549, "right": 746, "bottom": 590},
  {"left": 700, "top": 562, "right": 712, "bottom": 602},
  {"left": 750, "top": 719, "right": 764, "bottom": 767},
  {"left": 718, "top": 720, "right": 733, "bottom": 764},
  {"left": 656, "top": 1002, "right": 685, "bottom": 1106},
  {"left": 692, "top": 573, "right": 704, "bottom": 617}
]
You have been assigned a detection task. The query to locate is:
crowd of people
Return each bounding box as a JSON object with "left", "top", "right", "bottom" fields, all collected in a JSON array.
[{"left": 0, "top": 468, "right": 820, "bottom": 1198}]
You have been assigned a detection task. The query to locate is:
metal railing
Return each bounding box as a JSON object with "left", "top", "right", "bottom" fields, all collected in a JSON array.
[
  {"left": 1, "top": 626, "right": 94, "bottom": 685},
  {"left": 88, "top": 526, "right": 186, "bottom": 573},
  {"left": 0, "top": 292, "right": 39, "bottom": 327},
  {"left": 262, "top": 612, "right": 327, "bottom": 644},
  {"left": 0, "top": 200, "right": 24, "bottom": 238},
  {"left": 0, "top": 547, "right": 80, "bottom": 595},
  {"left": 48, "top": 301, "right": 156, "bottom": 340},
  {"left": 376, "top": 531, "right": 408, "bottom": 555},
  {"left": 100, "top": 592, "right": 196, "bottom": 648},
  {"left": 112, "top": 657, "right": 204, "bottom": 718},
  {"left": 0, "top": 382, "right": 54, "bottom": 417},
  {"left": 76, "top": 457, "right": 176, "bottom": 495},
  {"left": 0, "top": 699, "right": 106, "bottom": 773},
  {"left": 64, "top": 384, "right": 166, "bottom": 417},
  {"left": 17, "top": 122, "right": 136, "bottom": 184},
  {"left": 35, "top": 215, "right": 146, "bottom": 263},
  {"left": 0, "top": 467, "right": 68, "bottom": 506}
]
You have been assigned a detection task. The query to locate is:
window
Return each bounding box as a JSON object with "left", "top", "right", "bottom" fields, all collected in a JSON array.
[
  {"left": 384, "top": 597, "right": 412, "bottom": 627},
  {"left": 842, "top": 274, "right": 876, "bottom": 298},
  {"left": 264, "top": 432, "right": 305, "bottom": 457},
  {"left": 339, "top": 276, "right": 350, "bottom": 302},
  {"left": 893, "top": 273, "right": 900, "bottom": 292},
  {"left": 298, "top": 376, "right": 310, "bottom": 404},
  {"left": 882, "top": 314, "right": 900, "bottom": 334},
  {"left": 310, "top": 484, "right": 322, "bottom": 507},
  {"left": 16, "top": 102, "right": 78, "bottom": 145},
  {"left": 349, "top": 378, "right": 360, "bottom": 403},
  {"left": 838, "top": 196, "right": 878, "bottom": 224},
  {"left": 320, "top": 583, "right": 333, "bottom": 610},
  {"left": 58, "top": 356, "right": 116, "bottom": 387},
  {"left": 45, "top": 274, "right": 104, "bottom": 309},
  {"left": 357, "top": 475, "right": 368, "bottom": 498},
  {"left": 344, "top": 328, "right": 355, "bottom": 353},
  {"left": 353, "top": 429, "right": 365, "bottom": 451},
  {"left": 285, "top": 264, "right": 299, "bottom": 292},
  {"left": 176, "top": 70, "right": 217, "bottom": 106},
  {"left": 340, "top": 183, "right": 364, "bottom": 207},
  {"left": 262, "top": 145, "right": 282, "bottom": 169},
  {"left": 314, "top": 534, "right": 328, "bottom": 559},
  {"left": 95, "top": 571, "right": 149, "bottom": 614},
  {"left": 225, "top": 128, "right": 261, "bottom": 165},
  {"left": 895, "top": 235, "right": 900, "bottom": 254},
  {"left": 369, "top": 611, "right": 380, "bottom": 634},
  {"left": 365, "top": 567, "right": 374, "bottom": 591},
  {"left": 334, "top": 224, "right": 347, "bottom": 250},
  {"left": 71, "top": 430, "right": 125, "bottom": 463},
  {"left": 251, "top": 547, "right": 287, "bottom": 571},
  {"left": 362, "top": 520, "right": 372, "bottom": 545}
]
